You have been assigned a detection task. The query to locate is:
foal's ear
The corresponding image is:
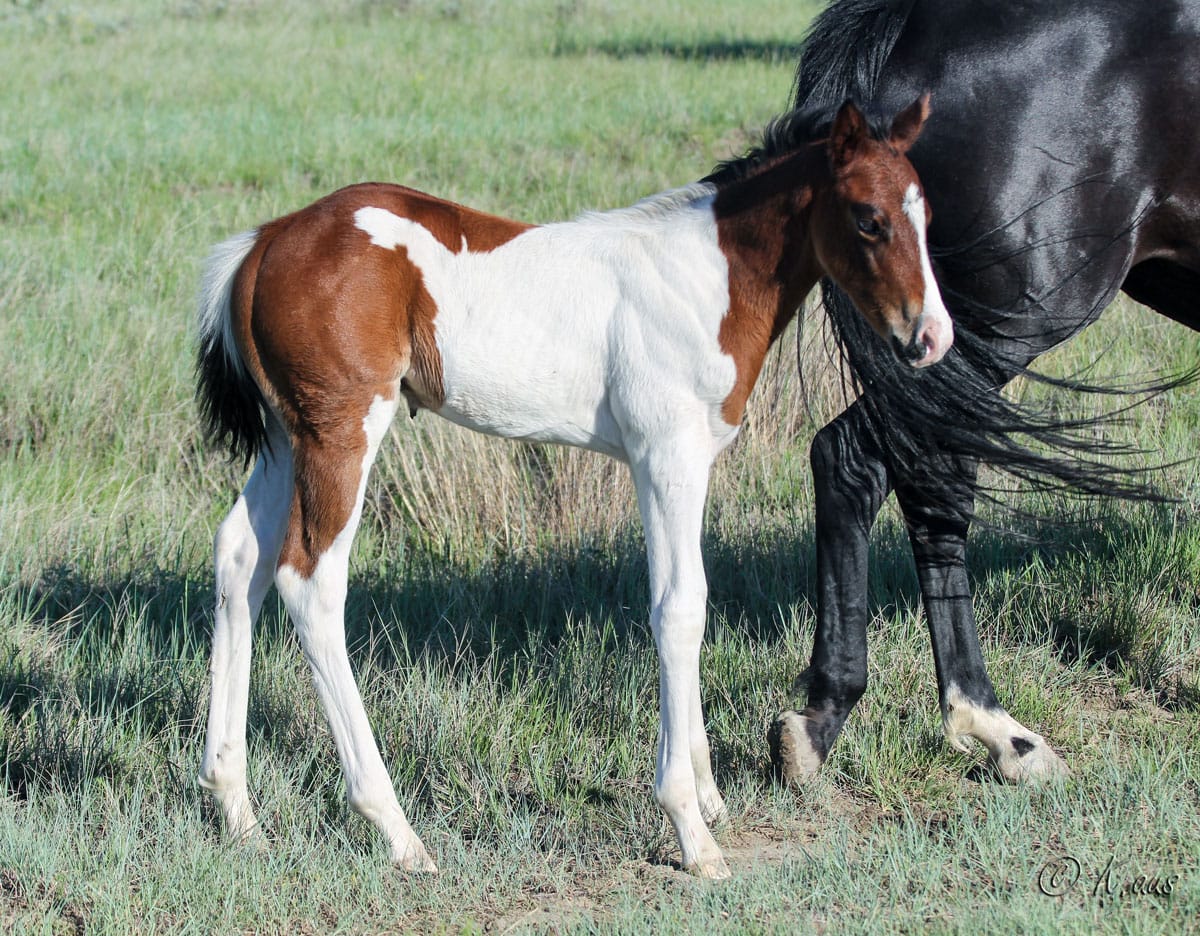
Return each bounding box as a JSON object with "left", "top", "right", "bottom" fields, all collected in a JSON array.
[
  {"left": 889, "top": 93, "right": 931, "bottom": 154},
  {"left": 829, "top": 99, "right": 869, "bottom": 173}
]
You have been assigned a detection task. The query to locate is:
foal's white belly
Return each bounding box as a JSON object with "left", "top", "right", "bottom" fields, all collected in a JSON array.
[
  {"left": 356, "top": 196, "right": 742, "bottom": 461},
  {"left": 432, "top": 234, "right": 623, "bottom": 453}
]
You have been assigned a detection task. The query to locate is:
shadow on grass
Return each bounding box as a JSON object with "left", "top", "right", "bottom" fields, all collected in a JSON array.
[
  {"left": 966, "top": 503, "right": 1200, "bottom": 710},
  {"left": 2, "top": 503, "right": 1195, "bottom": 802},
  {"left": 0, "top": 564, "right": 213, "bottom": 800},
  {"left": 338, "top": 521, "right": 826, "bottom": 664},
  {"left": 553, "top": 36, "right": 806, "bottom": 65},
  {"left": 0, "top": 527, "right": 819, "bottom": 801}
]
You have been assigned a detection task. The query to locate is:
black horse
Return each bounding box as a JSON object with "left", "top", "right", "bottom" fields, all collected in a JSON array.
[{"left": 769, "top": 0, "right": 1200, "bottom": 783}]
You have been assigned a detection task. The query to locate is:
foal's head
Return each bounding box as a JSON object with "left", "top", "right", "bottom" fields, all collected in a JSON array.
[{"left": 810, "top": 95, "right": 952, "bottom": 368}]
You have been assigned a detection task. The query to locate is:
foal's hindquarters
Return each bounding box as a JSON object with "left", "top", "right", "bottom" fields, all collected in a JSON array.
[{"left": 196, "top": 183, "right": 744, "bottom": 878}]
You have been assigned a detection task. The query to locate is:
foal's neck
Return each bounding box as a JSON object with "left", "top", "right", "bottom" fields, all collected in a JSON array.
[{"left": 709, "top": 147, "right": 826, "bottom": 423}]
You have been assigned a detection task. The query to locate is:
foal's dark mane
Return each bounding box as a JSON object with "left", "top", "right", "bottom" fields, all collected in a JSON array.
[
  {"left": 791, "top": 0, "right": 1194, "bottom": 522},
  {"left": 702, "top": 103, "right": 893, "bottom": 187}
]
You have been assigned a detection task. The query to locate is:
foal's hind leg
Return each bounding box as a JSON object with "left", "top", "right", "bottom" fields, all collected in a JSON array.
[
  {"left": 199, "top": 424, "right": 292, "bottom": 841},
  {"left": 273, "top": 393, "right": 436, "bottom": 872},
  {"left": 631, "top": 443, "right": 729, "bottom": 879},
  {"left": 896, "top": 465, "right": 1067, "bottom": 782}
]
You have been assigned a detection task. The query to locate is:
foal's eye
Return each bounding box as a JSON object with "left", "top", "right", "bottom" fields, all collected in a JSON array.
[{"left": 857, "top": 216, "right": 883, "bottom": 239}]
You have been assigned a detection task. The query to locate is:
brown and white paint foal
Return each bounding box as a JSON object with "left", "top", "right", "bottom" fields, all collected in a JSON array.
[{"left": 196, "top": 97, "right": 950, "bottom": 879}]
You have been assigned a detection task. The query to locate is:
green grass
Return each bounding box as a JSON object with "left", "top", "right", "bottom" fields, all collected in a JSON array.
[{"left": 2, "top": 1, "right": 1199, "bottom": 932}]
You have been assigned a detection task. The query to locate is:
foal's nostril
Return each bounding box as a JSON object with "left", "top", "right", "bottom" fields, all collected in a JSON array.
[{"left": 891, "top": 332, "right": 926, "bottom": 364}]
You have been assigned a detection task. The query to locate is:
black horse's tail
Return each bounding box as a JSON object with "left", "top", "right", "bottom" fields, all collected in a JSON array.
[
  {"left": 195, "top": 228, "right": 271, "bottom": 468},
  {"left": 793, "top": 0, "right": 1191, "bottom": 520}
]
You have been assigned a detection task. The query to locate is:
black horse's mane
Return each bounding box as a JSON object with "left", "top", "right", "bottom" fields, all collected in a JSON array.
[
  {"left": 791, "top": 0, "right": 1194, "bottom": 521},
  {"left": 703, "top": 103, "right": 894, "bottom": 187}
]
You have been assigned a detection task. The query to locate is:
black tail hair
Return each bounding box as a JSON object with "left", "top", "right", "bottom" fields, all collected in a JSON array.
[
  {"left": 793, "top": 0, "right": 1195, "bottom": 522},
  {"left": 196, "top": 333, "right": 271, "bottom": 469},
  {"left": 792, "top": 0, "right": 917, "bottom": 109},
  {"left": 195, "top": 229, "right": 271, "bottom": 468}
]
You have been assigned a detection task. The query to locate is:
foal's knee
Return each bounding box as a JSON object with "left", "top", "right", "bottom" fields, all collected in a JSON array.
[
  {"left": 656, "top": 588, "right": 706, "bottom": 626},
  {"left": 651, "top": 588, "right": 707, "bottom": 653}
]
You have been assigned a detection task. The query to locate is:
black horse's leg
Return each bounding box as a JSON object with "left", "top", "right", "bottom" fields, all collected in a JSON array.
[
  {"left": 770, "top": 404, "right": 890, "bottom": 783},
  {"left": 770, "top": 403, "right": 1069, "bottom": 784},
  {"left": 896, "top": 459, "right": 1068, "bottom": 780}
]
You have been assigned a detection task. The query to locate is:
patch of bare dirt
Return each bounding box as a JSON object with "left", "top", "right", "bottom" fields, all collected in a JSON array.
[{"left": 471, "top": 814, "right": 833, "bottom": 934}]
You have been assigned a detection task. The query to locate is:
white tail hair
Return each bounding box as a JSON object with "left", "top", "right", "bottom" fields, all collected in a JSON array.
[{"left": 197, "top": 228, "right": 258, "bottom": 379}]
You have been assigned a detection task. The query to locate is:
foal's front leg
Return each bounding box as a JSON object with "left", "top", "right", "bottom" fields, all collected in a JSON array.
[{"left": 631, "top": 449, "right": 729, "bottom": 879}]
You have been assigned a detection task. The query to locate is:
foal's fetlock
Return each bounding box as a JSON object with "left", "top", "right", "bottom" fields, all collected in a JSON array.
[{"left": 768, "top": 710, "right": 825, "bottom": 785}]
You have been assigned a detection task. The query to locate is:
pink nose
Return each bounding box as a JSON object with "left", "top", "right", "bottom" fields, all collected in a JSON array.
[{"left": 911, "top": 313, "right": 952, "bottom": 368}]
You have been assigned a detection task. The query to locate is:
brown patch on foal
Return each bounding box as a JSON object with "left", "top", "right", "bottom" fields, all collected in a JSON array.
[
  {"left": 228, "top": 183, "right": 533, "bottom": 576},
  {"left": 713, "top": 98, "right": 934, "bottom": 423},
  {"left": 713, "top": 155, "right": 823, "bottom": 425}
]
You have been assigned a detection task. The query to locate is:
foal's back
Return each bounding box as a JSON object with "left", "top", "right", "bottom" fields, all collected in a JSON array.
[{"left": 243, "top": 181, "right": 741, "bottom": 460}]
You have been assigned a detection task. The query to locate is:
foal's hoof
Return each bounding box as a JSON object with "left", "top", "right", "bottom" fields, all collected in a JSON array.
[
  {"left": 233, "top": 823, "right": 270, "bottom": 853},
  {"left": 687, "top": 855, "right": 732, "bottom": 880},
  {"left": 768, "top": 710, "right": 824, "bottom": 785},
  {"left": 990, "top": 735, "right": 1070, "bottom": 783},
  {"left": 392, "top": 840, "right": 438, "bottom": 873}
]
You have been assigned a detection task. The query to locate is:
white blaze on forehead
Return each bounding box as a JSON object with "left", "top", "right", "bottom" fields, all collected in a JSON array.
[{"left": 901, "top": 183, "right": 953, "bottom": 334}]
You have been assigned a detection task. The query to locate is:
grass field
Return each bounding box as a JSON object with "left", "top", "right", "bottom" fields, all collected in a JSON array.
[{"left": 2, "top": 1, "right": 1198, "bottom": 932}]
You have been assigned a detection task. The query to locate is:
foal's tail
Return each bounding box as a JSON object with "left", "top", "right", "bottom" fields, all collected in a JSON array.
[{"left": 196, "top": 229, "right": 271, "bottom": 466}]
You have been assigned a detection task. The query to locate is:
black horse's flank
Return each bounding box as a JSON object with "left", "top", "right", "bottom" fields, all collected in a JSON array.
[{"left": 771, "top": 0, "right": 1200, "bottom": 784}]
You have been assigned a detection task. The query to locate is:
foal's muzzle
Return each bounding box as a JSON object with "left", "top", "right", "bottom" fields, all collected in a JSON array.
[{"left": 891, "top": 311, "right": 952, "bottom": 368}]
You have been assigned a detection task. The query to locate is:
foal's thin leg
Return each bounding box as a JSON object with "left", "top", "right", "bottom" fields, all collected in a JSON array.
[
  {"left": 690, "top": 676, "right": 726, "bottom": 826},
  {"left": 274, "top": 395, "right": 436, "bottom": 872},
  {"left": 771, "top": 405, "right": 889, "bottom": 784},
  {"left": 631, "top": 450, "right": 729, "bottom": 879},
  {"left": 896, "top": 465, "right": 1067, "bottom": 781},
  {"left": 199, "top": 429, "right": 293, "bottom": 840}
]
